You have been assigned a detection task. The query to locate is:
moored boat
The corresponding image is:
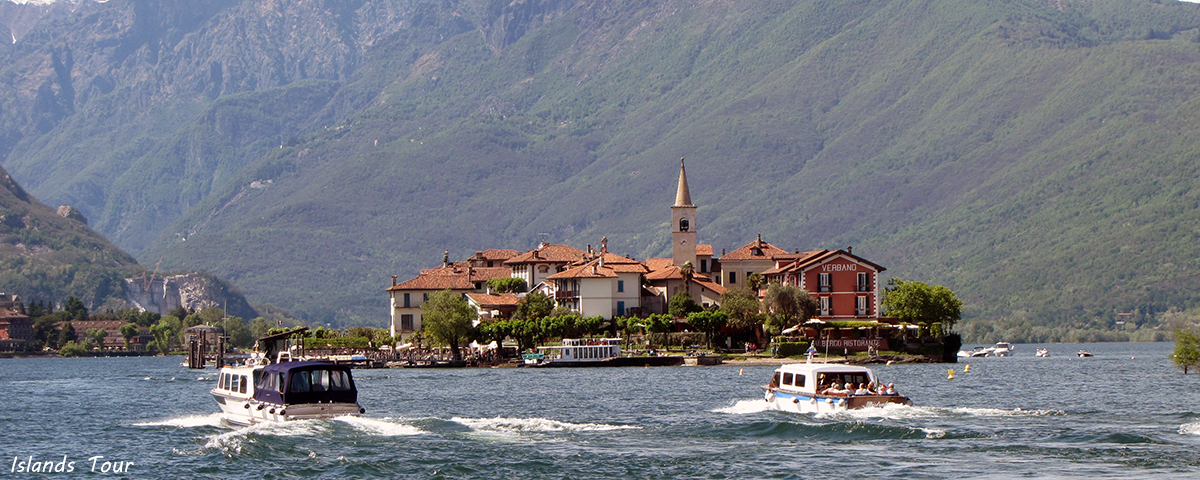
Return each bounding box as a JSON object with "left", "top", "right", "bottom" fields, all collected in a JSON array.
[{"left": 762, "top": 363, "right": 911, "bottom": 414}]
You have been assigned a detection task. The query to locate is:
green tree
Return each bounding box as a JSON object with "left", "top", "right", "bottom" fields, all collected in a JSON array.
[
  {"left": 668, "top": 291, "right": 701, "bottom": 318},
  {"left": 686, "top": 310, "right": 728, "bottom": 348},
  {"left": 85, "top": 328, "right": 107, "bottom": 350},
  {"left": 150, "top": 315, "right": 183, "bottom": 354},
  {"left": 421, "top": 289, "right": 477, "bottom": 361},
  {"left": 720, "top": 286, "right": 762, "bottom": 330},
  {"left": 58, "top": 321, "right": 77, "bottom": 348},
  {"left": 486, "top": 277, "right": 527, "bottom": 293},
  {"left": 32, "top": 314, "right": 64, "bottom": 349},
  {"left": 1172, "top": 328, "right": 1200, "bottom": 374},
  {"left": 221, "top": 316, "right": 253, "bottom": 348},
  {"left": 248, "top": 317, "right": 271, "bottom": 342},
  {"left": 514, "top": 291, "right": 554, "bottom": 320},
  {"left": 64, "top": 296, "right": 88, "bottom": 323},
  {"left": 747, "top": 273, "right": 766, "bottom": 292},
  {"left": 58, "top": 341, "right": 86, "bottom": 357},
  {"left": 882, "top": 279, "right": 963, "bottom": 332},
  {"left": 119, "top": 323, "right": 139, "bottom": 350},
  {"left": 763, "top": 283, "right": 818, "bottom": 335}
]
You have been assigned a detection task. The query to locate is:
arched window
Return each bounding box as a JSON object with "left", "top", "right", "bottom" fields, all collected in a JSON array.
[{"left": 679, "top": 218, "right": 690, "bottom": 232}]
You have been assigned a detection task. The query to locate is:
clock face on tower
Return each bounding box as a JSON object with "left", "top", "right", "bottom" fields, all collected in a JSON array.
[{"left": 679, "top": 218, "right": 689, "bottom": 232}]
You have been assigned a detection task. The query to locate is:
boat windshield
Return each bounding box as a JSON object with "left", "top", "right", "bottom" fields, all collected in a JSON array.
[
  {"left": 815, "top": 371, "right": 871, "bottom": 389},
  {"left": 290, "top": 369, "right": 353, "bottom": 393}
]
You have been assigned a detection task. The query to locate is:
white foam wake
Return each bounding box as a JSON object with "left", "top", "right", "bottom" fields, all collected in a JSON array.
[
  {"left": 335, "top": 416, "right": 425, "bottom": 436},
  {"left": 451, "top": 416, "right": 639, "bottom": 434},
  {"left": 203, "top": 419, "right": 327, "bottom": 454},
  {"left": 134, "top": 412, "right": 225, "bottom": 428},
  {"left": 1180, "top": 421, "right": 1200, "bottom": 436},
  {"left": 713, "top": 399, "right": 772, "bottom": 415}
]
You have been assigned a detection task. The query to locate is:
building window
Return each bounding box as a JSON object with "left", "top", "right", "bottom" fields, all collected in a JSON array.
[
  {"left": 538, "top": 265, "right": 550, "bottom": 274},
  {"left": 856, "top": 296, "right": 868, "bottom": 316},
  {"left": 401, "top": 314, "right": 413, "bottom": 330},
  {"left": 819, "top": 296, "right": 831, "bottom": 316},
  {"left": 729, "top": 271, "right": 737, "bottom": 284},
  {"left": 700, "top": 259, "right": 708, "bottom": 273},
  {"left": 403, "top": 293, "right": 411, "bottom": 308},
  {"left": 617, "top": 301, "right": 625, "bottom": 316},
  {"left": 819, "top": 273, "right": 831, "bottom": 292},
  {"left": 423, "top": 293, "right": 429, "bottom": 301},
  {"left": 618, "top": 280, "right": 625, "bottom": 293},
  {"left": 857, "top": 272, "right": 869, "bottom": 292}
]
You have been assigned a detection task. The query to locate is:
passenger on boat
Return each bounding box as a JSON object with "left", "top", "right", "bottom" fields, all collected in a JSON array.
[
  {"left": 885, "top": 383, "right": 896, "bottom": 395},
  {"left": 854, "top": 383, "right": 870, "bottom": 395}
]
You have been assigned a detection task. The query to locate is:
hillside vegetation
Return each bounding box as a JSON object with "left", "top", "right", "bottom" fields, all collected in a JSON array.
[{"left": 4, "top": 0, "right": 1200, "bottom": 339}]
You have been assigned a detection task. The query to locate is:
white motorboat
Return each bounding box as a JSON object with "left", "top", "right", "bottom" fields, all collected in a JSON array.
[
  {"left": 1077, "top": 350, "right": 1093, "bottom": 357},
  {"left": 762, "top": 363, "right": 911, "bottom": 414},
  {"left": 210, "top": 328, "right": 365, "bottom": 426},
  {"left": 989, "top": 342, "right": 1015, "bottom": 357},
  {"left": 957, "top": 346, "right": 990, "bottom": 358},
  {"left": 1035, "top": 348, "right": 1049, "bottom": 357}
]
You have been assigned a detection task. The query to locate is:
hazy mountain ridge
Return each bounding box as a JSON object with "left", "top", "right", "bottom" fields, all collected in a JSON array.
[{"left": 4, "top": 0, "right": 1200, "bottom": 333}]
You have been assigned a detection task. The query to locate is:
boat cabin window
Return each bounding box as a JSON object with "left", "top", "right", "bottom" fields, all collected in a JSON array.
[
  {"left": 782, "top": 373, "right": 794, "bottom": 386},
  {"left": 289, "top": 369, "right": 352, "bottom": 393},
  {"left": 239, "top": 375, "right": 248, "bottom": 394},
  {"left": 793, "top": 374, "right": 805, "bottom": 387}
]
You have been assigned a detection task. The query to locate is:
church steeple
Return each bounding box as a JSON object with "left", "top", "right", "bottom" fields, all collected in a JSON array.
[
  {"left": 675, "top": 158, "right": 693, "bottom": 206},
  {"left": 671, "top": 157, "right": 698, "bottom": 267}
]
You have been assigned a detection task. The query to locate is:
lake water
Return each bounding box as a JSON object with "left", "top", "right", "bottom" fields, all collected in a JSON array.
[{"left": 2, "top": 342, "right": 1197, "bottom": 478}]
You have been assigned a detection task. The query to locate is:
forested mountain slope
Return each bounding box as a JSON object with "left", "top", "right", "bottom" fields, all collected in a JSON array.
[{"left": 4, "top": 0, "right": 1200, "bottom": 335}]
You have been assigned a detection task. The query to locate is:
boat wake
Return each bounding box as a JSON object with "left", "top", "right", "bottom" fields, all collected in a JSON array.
[
  {"left": 713, "top": 399, "right": 772, "bottom": 415},
  {"left": 335, "top": 416, "right": 425, "bottom": 436},
  {"left": 1180, "top": 421, "right": 1200, "bottom": 436},
  {"left": 450, "top": 416, "right": 640, "bottom": 435},
  {"left": 133, "top": 412, "right": 225, "bottom": 428},
  {"left": 202, "top": 419, "right": 329, "bottom": 454},
  {"left": 815, "top": 403, "right": 1065, "bottom": 421}
]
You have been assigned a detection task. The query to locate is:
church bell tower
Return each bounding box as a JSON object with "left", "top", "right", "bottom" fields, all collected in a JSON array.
[{"left": 671, "top": 158, "right": 697, "bottom": 267}]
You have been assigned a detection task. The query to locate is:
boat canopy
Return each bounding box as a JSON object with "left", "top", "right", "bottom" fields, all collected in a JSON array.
[{"left": 253, "top": 361, "right": 358, "bottom": 405}]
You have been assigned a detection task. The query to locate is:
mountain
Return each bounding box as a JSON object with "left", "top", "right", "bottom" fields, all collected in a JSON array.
[
  {"left": 0, "top": 161, "right": 259, "bottom": 318},
  {"left": 4, "top": 0, "right": 1200, "bottom": 336}
]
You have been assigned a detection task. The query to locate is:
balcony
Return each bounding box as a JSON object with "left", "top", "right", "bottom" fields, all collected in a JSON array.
[
  {"left": 555, "top": 290, "right": 577, "bottom": 300},
  {"left": 856, "top": 285, "right": 870, "bottom": 292}
]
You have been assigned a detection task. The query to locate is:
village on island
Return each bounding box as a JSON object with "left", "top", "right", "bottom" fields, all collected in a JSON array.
[{"left": 377, "top": 159, "right": 960, "bottom": 367}]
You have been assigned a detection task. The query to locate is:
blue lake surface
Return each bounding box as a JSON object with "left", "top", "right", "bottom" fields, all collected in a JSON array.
[{"left": 2, "top": 342, "right": 1198, "bottom": 478}]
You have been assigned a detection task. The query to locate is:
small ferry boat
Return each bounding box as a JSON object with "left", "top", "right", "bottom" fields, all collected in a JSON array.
[
  {"left": 530, "top": 338, "right": 622, "bottom": 367},
  {"left": 762, "top": 363, "right": 911, "bottom": 414},
  {"left": 211, "top": 328, "right": 365, "bottom": 426}
]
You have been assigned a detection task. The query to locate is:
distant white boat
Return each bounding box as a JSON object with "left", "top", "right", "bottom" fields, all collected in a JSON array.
[
  {"left": 1077, "top": 350, "right": 1093, "bottom": 357},
  {"left": 989, "top": 342, "right": 1014, "bottom": 357},
  {"left": 1035, "top": 348, "right": 1049, "bottom": 357}
]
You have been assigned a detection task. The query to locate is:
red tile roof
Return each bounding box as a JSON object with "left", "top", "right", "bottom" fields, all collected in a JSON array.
[
  {"left": 720, "top": 234, "right": 789, "bottom": 260},
  {"left": 388, "top": 266, "right": 511, "bottom": 291},
  {"left": 697, "top": 244, "right": 714, "bottom": 256},
  {"left": 644, "top": 258, "right": 674, "bottom": 271},
  {"left": 503, "top": 244, "right": 588, "bottom": 265},
  {"left": 466, "top": 293, "right": 522, "bottom": 307}
]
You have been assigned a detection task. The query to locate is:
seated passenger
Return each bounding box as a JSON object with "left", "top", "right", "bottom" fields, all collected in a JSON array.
[
  {"left": 854, "top": 383, "right": 870, "bottom": 395},
  {"left": 885, "top": 383, "right": 896, "bottom": 395}
]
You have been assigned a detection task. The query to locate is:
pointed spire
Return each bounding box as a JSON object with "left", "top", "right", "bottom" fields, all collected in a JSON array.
[{"left": 674, "top": 157, "right": 693, "bottom": 206}]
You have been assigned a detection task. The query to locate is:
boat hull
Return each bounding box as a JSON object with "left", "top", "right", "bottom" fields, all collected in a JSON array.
[
  {"left": 213, "top": 391, "right": 361, "bottom": 426},
  {"left": 763, "top": 388, "right": 911, "bottom": 414}
]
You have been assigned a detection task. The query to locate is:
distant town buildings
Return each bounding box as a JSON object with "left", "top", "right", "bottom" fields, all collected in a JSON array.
[
  {"left": 386, "top": 159, "right": 887, "bottom": 336},
  {"left": 0, "top": 293, "right": 32, "bottom": 347}
]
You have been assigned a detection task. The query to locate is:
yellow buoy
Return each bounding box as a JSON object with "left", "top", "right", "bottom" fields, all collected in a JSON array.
[
  {"left": 964, "top": 364, "right": 970, "bottom": 373},
  {"left": 739, "top": 368, "right": 744, "bottom": 376},
  {"left": 947, "top": 369, "right": 955, "bottom": 380}
]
